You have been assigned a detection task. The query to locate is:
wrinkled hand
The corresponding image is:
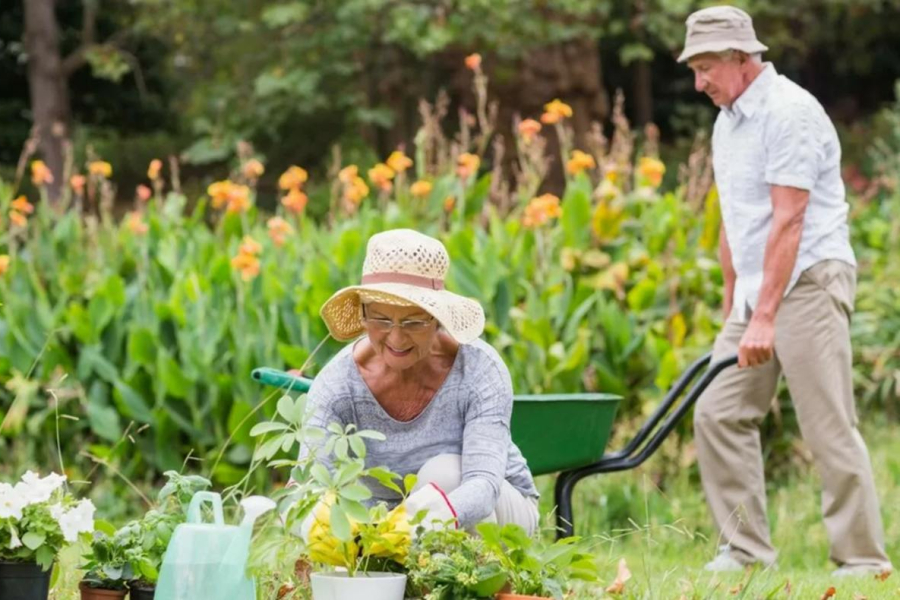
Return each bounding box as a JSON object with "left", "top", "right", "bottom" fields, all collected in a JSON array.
[{"left": 738, "top": 317, "right": 775, "bottom": 368}]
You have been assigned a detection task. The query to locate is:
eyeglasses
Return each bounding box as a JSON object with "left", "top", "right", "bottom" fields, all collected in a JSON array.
[{"left": 361, "top": 307, "right": 436, "bottom": 334}]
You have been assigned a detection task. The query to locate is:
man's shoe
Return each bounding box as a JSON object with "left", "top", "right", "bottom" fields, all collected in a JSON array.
[
  {"left": 831, "top": 564, "right": 892, "bottom": 578},
  {"left": 703, "top": 546, "right": 746, "bottom": 572}
]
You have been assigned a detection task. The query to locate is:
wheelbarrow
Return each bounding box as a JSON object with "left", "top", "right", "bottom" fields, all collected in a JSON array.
[{"left": 251, "top": 352, "right": 738, "bottom": 539}]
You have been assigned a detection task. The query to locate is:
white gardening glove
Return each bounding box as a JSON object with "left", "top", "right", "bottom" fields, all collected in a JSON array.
[{"left": 405, "top": 483, "right": 458, "bottom": 531}]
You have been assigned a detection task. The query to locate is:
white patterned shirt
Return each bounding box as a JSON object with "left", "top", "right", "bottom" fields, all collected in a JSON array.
[{"left": 712, "top": 63, "right": 856, "bottom": 322}]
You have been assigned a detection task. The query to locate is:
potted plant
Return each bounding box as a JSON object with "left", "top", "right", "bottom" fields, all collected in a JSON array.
[
  {"left": 248, "top": 393, "right": 412, "bottom": 600},
  {"left": 79, "top": 527, "right": 133, "bottom": 600},
  {"left": 477, "top": 523, "right": 600, "bottom": 600},
  {"left": 405, "top": 527, "right": 508, "bottom": 599},
  {"left": 0, "top": 471, "right": 95, "bottom": 600}
]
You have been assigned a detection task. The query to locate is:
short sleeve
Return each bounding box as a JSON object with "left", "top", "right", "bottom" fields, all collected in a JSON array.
[{"left": 764, "top": 101, "right": 821, "bottom": 191}]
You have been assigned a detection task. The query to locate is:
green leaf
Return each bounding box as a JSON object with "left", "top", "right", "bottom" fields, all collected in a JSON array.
[
  {"left": 311, "top": 463, "right": 332, "bottom": 486},
  {"left": 250, "top": 422, "right": 290, "bottom": 437},
  {"left": 403, "top": 473, "right": 417, "bottom": 495},
  {"left": 337, "top": 498, "right": 369, "bottom": 523},
  {"left": 338, "top": 483, "right": 371, "bottom": 502},
  {"left": 158, "top": 352, "right": 192, "bottom": 399},
  {"left": 22, "top": 531, "right": 46, "bottom": 550},
  {"left": 329, "top": 503, "right": 351, "bottom": 541},
  {"left": 127, "top": 327, "right": 157, "bottom": 368}
]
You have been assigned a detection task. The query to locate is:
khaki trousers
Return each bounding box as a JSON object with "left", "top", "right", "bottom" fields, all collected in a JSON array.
[{"left": 694, "top": 260, "right": 891, "bottom": 569}]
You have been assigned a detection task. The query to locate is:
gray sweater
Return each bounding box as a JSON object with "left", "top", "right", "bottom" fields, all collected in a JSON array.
[{"left": 299, "top": 338, "right": 538, "bottom": 527}]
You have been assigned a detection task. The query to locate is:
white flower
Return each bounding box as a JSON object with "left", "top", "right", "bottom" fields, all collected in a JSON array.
[
  {"left": 55, "top": 499, "right": 95, "bottom": 542},
  {"left": 15, "top": 471, "right": 67, "bottom": 505},
  {"left": 8, "top": 527, "right": 22, "bottom": 549},
  {"left": 0, "top": 484, "right": 26, "bottom": 521}
]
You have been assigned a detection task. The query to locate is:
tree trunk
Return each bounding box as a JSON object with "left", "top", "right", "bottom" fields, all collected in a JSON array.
[
  {"left": 632, "top": 59, "right": 653, "bottom": 126},
  {"left": 23, "top": 0, "right": 70, "bottom": 202}
]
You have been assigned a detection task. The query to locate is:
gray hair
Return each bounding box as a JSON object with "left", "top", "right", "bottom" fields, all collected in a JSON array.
[{"left": 715, "top": 49, "right": 763, "bottom": 64}]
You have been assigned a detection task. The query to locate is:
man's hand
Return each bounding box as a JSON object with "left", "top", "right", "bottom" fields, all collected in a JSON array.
[{"left": 738, "top": 316, "right": 775, "bottom": 368}]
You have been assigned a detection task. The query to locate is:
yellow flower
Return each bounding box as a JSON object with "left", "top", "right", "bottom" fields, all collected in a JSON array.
[
  {"left": 11, "top": 196, "right": 34, "bottom": 215},
  {"left": 9, "top": 210, "right": 27, "bottom": 228},
  {"left": 267, "top": 217, "right": 294, "bottom": 247},
  {"left": 464, "top": 53, "right": 482, "bottom": 71},
  {"left": 281, "top": 188, "right": 308, "bottom": 214},
  {"left": 566, "top": 150, "right": 596, "bottom": 175},
  {"left": 126, "top": 212, "right": 149, "bottom": 236},
  {"left": 70, "top": 174, "right": 86, "bottom": 195},
  {"left": 147, "top": 159, "right": 163, "bottom": 180},
  {"left": 540, "top": 99, "right": 573, "bottom": 124},
  {"left": 410, "top": 180, "right": 433, "bottom": 199},
  {"left": 239, "top": 235, "right": 262, "bottom": 256},
  {"left": 136, "top": 185, "right": 152, "bottom": 202},
  {"left": 368, "top": 163, "right": 395, "bottom": 192},
  {"left": 278, "top": 166, "right": 308, "bottom": 190},
  {"left": 603, "top": 163, "right": 619, "bottom": 184},
  {"left": 0, "top": 255, "right": 9, "bottom": 277},
  {"left": 518, "top": 119, "right": 542, "bottom": 142},
  {"left": 456, "top": 153, "right": 480, "bottom": 180},
  {"left": 31, "top": 160, "right": 54, "bottom": 186},
  {"left": 88, "top": 161, "right": 113, "bottom": 178},
  {"left": 637, "top": 156, "right": 666, "bottom": 187},
  {"left": 343, "top": 176, "right": 370, "bottom": 205},
  {"left": 231, "top": 252, "right": 260, "bottom": 282},
  {"left": 207, "top": 180, "right": 233, "bottom": 209},
  {"left": 338, "top": 165, "right": 358, "bottom": 184},
  {"left": 386, "top": 151, "right": 413, "bottom": 174},
  {"left": 523, "top": 193, "right": 562, "bottom": 228},
  {"left": 242, "top": 159, "right": 265, "bottom": 181}
]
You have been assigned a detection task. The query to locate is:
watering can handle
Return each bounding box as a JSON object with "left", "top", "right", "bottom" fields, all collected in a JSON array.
[{"left": 187, "top": 491, "right": 225, "bottom": 525}]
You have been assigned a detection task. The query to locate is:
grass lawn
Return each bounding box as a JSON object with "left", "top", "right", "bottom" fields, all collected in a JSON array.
[{"left": 47, "top": 419, "right": 898, "bottom": 599}]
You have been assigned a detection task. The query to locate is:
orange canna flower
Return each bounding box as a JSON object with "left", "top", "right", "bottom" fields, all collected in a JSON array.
[
  {"left": 267, "top": 216, "right": 294, "bottom": 247},
  {"left": 11, "top": 196, "right": 34, "bottom": 215},
  {"left": 566, "top": 150, "right": 597, "bottom": 175},
  {"left": 278, "top": 166, "right": 308, "bottom": 190},
  {"left": 523, "top": 193, "right": 562, "bottom": 228},
  {"left": 9, "top": 210, "right": 27, "bottom": 228},
  {"left": 239, "top": 235, "right": 262, "bottom": 256},
  {"left": 126, "top": 212, "right": 149, "bottom": 235},
  {"left": 70, "top": 174, "right": 86, "bottom": 195},
  {"left": 343, "top": 176, "right": 369, "bottom": 205},
  {"left": 456, "top": 153, "right": 480, "bottom": 180},
  {"left": 368, "top": 163, "right": 395, "bottom": 192},
  {"left": 338, "top": 165, "right": 358, "bottom": 184},
  {"left": 465, "top": 53, "right": 482, "bottom": 71},
  {"left": 136, "top": 184, "right": 152, "bottom": 202},
  {"left": 231, "top": 252, "right": 260, "bottom": 282},
  {"left": 443, "top": 196, "right": 456, "bottom": 213},
  {"left": 147, "top": 159, "right": 163, "bottom": 180},
  {"left": 540, "top": 99, "right": 573, "bottom": 125},
  {"left": 410, "top": 180, "right": 433, "bottom": 199},
  {"left": 226, "top": 185, "right": 252, "bottom": 213},
  {"left": 518, "top": 119, "right": 542, "bottom": 141},
  {"left": 207, "top": 180, "right": 232, "bottom": 209},
  {"left": 386, "top": 151, "right": 413, "bottom": 174},
  {"left": 281, "top": 188, "right": 308, "bottom": 214},
  {"left": 88, "top": 161, "right": 113, "bottom": 178},
  {"left": 31, "top": 160, "right": 54, "bottom": 186},
  {"left": 637, "top": 156, "right": 666, "bottom": 187},
  {"left": 0, "top": 254, "right": 9, "bottom": 276},
  {"left": 242, "top": 159, "right": 265, "bottom": 181}
]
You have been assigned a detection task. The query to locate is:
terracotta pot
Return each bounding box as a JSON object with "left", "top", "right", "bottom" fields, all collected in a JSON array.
[
  {"left": 0, "top": 561, "right": 52, "bottom": 600},
  {"left": 79, "top": 581, "right": 128, "bottom": 600},
  {"left": 496, "top": 594, "right": 552, "bottom": 600}
]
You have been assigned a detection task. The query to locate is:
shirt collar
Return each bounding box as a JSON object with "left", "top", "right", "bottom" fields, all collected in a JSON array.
[{"left": 723, "top": 62, "right": 777, "bottom": 121}]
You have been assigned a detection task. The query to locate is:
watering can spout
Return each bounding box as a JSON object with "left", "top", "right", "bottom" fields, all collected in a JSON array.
[{"left": 240, "top": 495, "right": 277, "bottom": 528}]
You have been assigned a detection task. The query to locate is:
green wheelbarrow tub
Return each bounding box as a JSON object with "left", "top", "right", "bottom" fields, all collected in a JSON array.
[{"left": 511, "top": 394, "right": 620, "bottom": 477}]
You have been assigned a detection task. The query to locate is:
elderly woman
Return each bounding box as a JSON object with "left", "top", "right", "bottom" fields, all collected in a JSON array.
[{"left": 299, "top": 228, "right": 539, "bottom": 535}]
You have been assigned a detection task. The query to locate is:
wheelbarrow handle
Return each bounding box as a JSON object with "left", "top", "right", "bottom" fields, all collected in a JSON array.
[{"left": 250, "top": 367, "right": 314, "bottom": 393}]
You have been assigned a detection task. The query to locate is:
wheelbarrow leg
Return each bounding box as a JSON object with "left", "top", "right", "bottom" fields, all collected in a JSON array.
[{"left": 554, "top": 470, "right": 577, "bottom": 539}]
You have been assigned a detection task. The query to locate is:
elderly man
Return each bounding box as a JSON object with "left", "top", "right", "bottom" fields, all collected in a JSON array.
[{"left": 679, "top": 6, "right": 892, "bottom": 575}]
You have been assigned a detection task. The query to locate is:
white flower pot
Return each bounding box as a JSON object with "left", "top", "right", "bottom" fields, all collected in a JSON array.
[{"left": 310, "top": 571, "right": 407, "bottom": 600}]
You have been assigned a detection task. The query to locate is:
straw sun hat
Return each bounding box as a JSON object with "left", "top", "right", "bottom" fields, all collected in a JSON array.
[
  {"left": 319, "top": 229, "right": 486, "bottom": 344},
  {"left": 678, "top": 6, "right": 768, "bottom": 63}
]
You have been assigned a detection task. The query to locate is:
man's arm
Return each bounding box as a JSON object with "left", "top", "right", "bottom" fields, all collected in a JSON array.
[
  {"left": 738, "top": 184, "right": 809, "bottom": 367},
  {"left": 719, "top": 224, "right": 736, "bottom": 320}
]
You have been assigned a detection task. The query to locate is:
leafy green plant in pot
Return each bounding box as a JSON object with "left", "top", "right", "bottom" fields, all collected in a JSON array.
[
  {"left": 405, "top": 527, "right": 508, "bottom": 599},
  {"left": 0, "top": 471, "right": 95, "bottom": 600},
  {"left": 248, "top": 393, "right": 413, "bottom": 600},
  {"left": 477, "top": 523, "right": 600, "bottom": 600}
]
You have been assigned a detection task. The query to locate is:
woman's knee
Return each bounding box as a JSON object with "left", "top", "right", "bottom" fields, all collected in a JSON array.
[{"left": 415, "top": 453, "right": 462, "bottom": 492}]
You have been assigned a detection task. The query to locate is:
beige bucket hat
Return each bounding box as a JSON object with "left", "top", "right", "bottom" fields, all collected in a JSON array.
[
  {"left": 319, "top": 229, "right": 486, "bottom": 344},
  {"left": 678, "top": 6, "right": 768, "bottom": 63}
]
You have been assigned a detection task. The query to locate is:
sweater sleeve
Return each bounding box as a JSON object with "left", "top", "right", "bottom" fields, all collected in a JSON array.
[{"left": 446, "top": 354, "right": 514, "bottom": 527}]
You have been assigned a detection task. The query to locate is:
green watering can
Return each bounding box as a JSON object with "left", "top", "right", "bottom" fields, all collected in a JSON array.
[{"left": 155, "top": 492, "right": 276, "bottom": 600}]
